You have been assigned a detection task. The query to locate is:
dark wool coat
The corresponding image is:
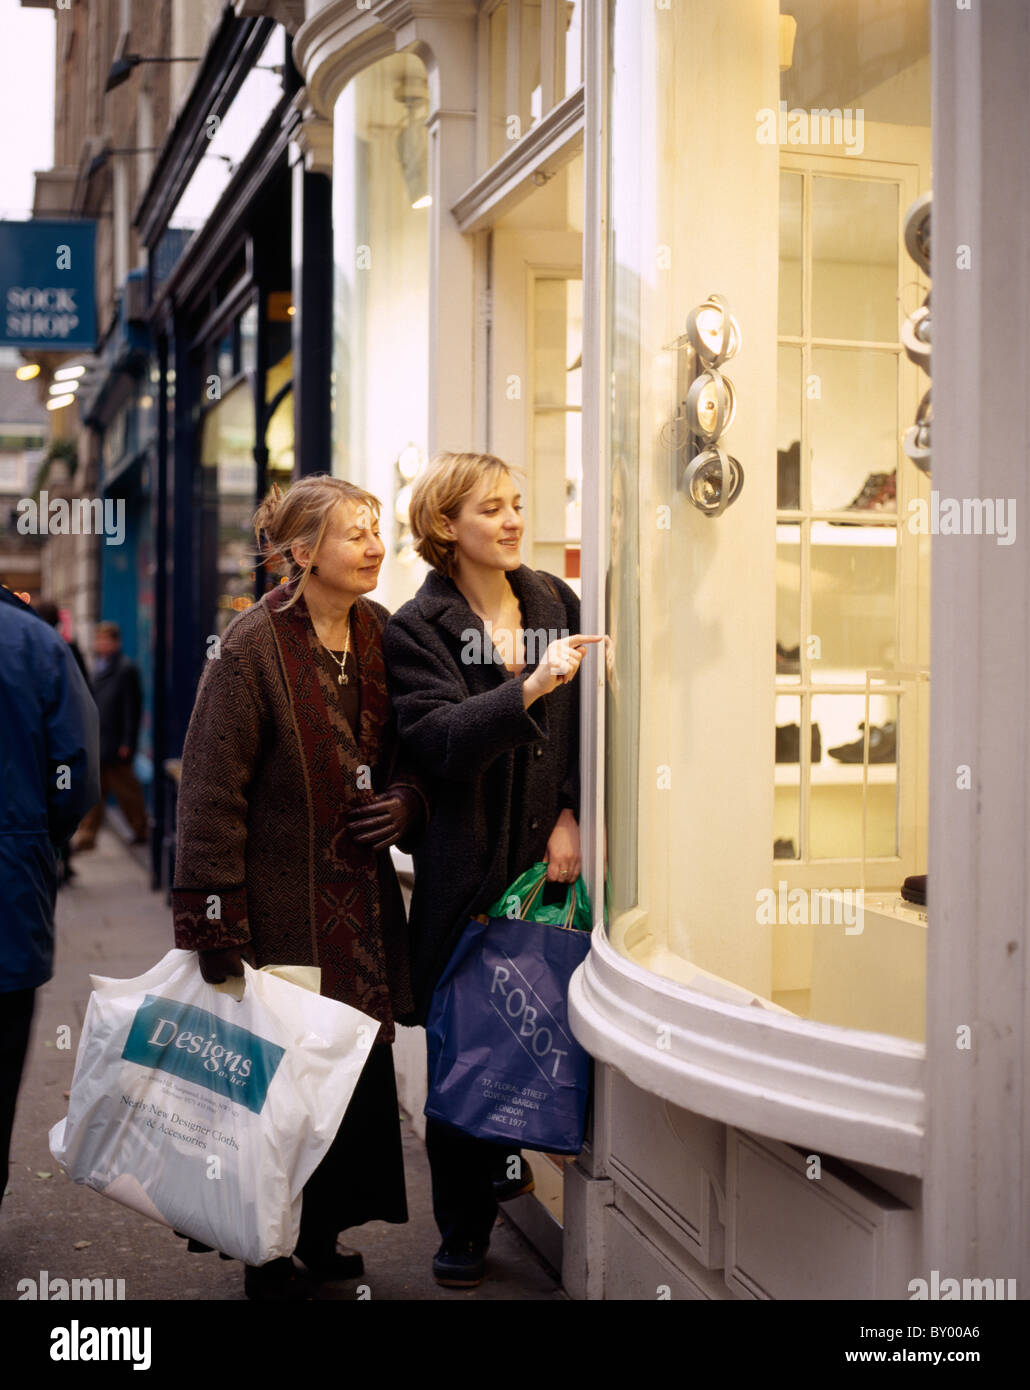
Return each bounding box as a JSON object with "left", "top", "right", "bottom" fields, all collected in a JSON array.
[
  {"left": 171, "top": 583, "right": 429, "bottom": 1044},
  {"left": 382, "top": 565, "right": 581, "bottom": 1023}
]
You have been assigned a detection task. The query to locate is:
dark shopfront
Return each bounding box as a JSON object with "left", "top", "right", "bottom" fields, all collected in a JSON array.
[{"left": 135, "top": 12, "right": 332, "bottom": 888}]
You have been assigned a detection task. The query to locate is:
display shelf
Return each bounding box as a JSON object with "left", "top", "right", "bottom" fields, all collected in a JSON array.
[
  {"left": 776, "top": 521, "right": 898, "bottom": 546},
  {"left": 775, "top": 763, "right": 897, "bottom": 786}
]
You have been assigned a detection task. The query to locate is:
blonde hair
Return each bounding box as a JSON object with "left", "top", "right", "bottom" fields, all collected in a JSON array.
[
  {"left": 408, "top": 451, "right": 523, "bottom": 577},
  {"left": 253, "top": 474, "right": 382, "bottom": 608}
]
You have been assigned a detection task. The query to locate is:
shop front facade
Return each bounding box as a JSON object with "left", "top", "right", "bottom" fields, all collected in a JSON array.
[{"left": 292, "top": 0, "right": 1030, "bottom": 1300}]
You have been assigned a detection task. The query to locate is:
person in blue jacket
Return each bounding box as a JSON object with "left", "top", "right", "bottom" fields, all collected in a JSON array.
[{"left": 0, "top": 585, "right": 99, "bottom": 1209}]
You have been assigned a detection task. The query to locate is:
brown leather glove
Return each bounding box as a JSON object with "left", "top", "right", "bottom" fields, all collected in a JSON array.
[
  {"left": 344, "top": 786, "right": 423, "bottom": 852},
  {"left": 197, "top": 946, "right": 247, "bottom": 984}
]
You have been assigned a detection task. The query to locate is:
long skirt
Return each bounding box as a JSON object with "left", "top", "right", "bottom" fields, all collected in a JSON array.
[{"left": 296, "top": 1040, "right": 408, "bottom": 1250}]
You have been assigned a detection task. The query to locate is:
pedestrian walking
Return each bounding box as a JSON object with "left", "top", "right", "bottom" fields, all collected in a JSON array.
[
  {"left": 71, "top": 621, "right": 148, "bottom": 850},
  {"left": 382, "top": 451, "right": 600, "bottom": 1288},
  {"left": 0, "top": 585, "right": 99, "bottom": 1211},
  {"left": 171, "top": 475, "right": 429, "bottom": 1300}
]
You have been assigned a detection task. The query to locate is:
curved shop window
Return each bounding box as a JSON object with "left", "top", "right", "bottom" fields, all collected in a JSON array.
[
  {"left": 331, "top": 50, "right": 431, "bottom": 614},
  {"left": 602, "top": 0, "right": 931, "bottom": 1061}
]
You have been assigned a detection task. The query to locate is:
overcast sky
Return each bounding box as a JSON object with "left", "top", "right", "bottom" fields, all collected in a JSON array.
[{"left": 0, "top": 0, "right": 56, "bottom": 220}]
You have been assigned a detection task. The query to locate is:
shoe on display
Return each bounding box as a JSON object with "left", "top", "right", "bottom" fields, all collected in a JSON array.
[
  {"left": 776, "top": 642, "right": 800, "bottom": 675},
  {"left": 901, "top": 873, "right": 927, "bottom": 906},
  {"left": 831, "top": 469, "right": 897, "bottom": 524},
  {"left": 828, "top": 720, "right": 896, "bottom": 764},
  {"left": 773, "top": 838, "right": 797, "bottom": 860},
  {"left": 775, "top": 722, "right": 821, "bottom": 763},
  {"left": 433, "top": 1240, "right": 488, "bottom": 1288}
]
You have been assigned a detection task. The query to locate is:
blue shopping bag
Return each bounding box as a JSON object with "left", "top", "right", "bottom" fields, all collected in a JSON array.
[{"left": 424, "top": 906, "right": 592, "bottom": 1155}]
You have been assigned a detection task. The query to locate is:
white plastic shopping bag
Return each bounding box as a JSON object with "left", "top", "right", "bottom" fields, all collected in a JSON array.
[{"left": 49, "top": 948, "right": 379, "bottom": 1265}]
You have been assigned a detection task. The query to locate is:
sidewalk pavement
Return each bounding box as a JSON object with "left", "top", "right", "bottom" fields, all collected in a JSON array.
[{"left": 0, "top": 830, "right": 564, "bottom": 1303}]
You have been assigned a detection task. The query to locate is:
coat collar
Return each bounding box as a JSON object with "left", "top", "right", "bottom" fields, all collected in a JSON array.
[{"left": 414, "top": 565, "right": 569, "bottom": 654}]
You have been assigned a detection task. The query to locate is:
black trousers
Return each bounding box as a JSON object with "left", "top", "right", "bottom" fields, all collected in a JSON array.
[
  {"left": 425, "top": 1114, "right": 525, "bottom": 1249},
  {"left": 296, "top": 1040, "right": 408, "bottom": 1256},
  {"left": 0, "top": 987, "right": 36, "bottom": 1209}
]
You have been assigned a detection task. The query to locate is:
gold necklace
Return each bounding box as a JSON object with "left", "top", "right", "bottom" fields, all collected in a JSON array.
[{"left": 316, "top": 613, "right": 352, "bottom": 685}]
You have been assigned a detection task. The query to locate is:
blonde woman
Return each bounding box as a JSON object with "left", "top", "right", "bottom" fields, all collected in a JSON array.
[
  {"left": 383, "top": 451, "right": 600, "bottom": 1288},
  {"left": 171, "top": 475, "right": 429, "bottom": 1300}
]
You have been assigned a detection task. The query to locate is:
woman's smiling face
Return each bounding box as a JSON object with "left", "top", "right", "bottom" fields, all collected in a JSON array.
[
  {"left": 445, "top": 471, "right": 524, "bottom": 571},
  {"left": 299, "top": 499, "right": 385, "bottom": 596}
]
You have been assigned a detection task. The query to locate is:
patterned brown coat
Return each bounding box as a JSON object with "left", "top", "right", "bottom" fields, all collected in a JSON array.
[{"left": 171, "top": 582, "right": 429, "bottom": 1043}]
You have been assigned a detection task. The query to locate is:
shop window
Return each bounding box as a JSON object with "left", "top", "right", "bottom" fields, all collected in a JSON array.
[
  {"left": 485, "top": 0, "right": 585, "bottom": 167},
  {"left": 331, "top": 51, "right": 430, "bottom": 614},
  {"left": 604, "top": 0, "right": 931, "bottom": 1040},
  {"left": 265, "top": 349, "right": 294, "bottom": 490},
  {"left": 199, "top": 378, "right": 256, "bottom": 634},
  {"left": 532, "top": 276, "right": 582, "bottom": 589}
]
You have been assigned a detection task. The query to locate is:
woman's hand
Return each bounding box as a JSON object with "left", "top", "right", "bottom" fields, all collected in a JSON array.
[
  {"left": 345, "top": 787, "right": 422, "bottom": 851},
  {"left": 542, "top": 808, "right": 581, "bottom": 883},
  {"left": 197, "top": 945, "right": 252, "bottom": 983},
  {"left": 523, "top": 634, "right": 603, "bottom": 705}
]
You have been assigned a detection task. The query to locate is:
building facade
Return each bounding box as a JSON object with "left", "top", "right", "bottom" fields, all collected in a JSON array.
[
  {"left": 289, "top": 0, "right": 1029, "bottom": 1300},
  {"left": 24, "top": 0, "right": 1030, "bottom": 1298}
]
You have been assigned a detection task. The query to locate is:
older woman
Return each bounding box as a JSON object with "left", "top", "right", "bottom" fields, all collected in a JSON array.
[
  {"left": 171, "top": 474, "right": 428, "bottom": 1300},
  {"left": 383, "top": 451, "right": 600, "bottom": 1289}
]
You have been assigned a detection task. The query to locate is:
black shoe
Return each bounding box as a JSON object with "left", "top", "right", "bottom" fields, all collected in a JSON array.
[
  {"left": 901, "top": 873, "right": 927, "bottom": 906},
  {"left": 828, "top": 720, "right": 896, "bottom": 764},
  {"left": 293, "top": 1243, "right": 364, "bottom": 1281},
  {"left": 775, "top": 723, "right": 821, "bottom": 763},
  {"left": 774, "top": 838, "right": 797, "bottom": 860},
  {"left": 433, "top": 1240, "right": 488, "bottom": 1288},
  {"left": 244, "top": 1257, "right": 314, "bottom": 1301},
  {"left": 492, "top": 1159, "right": 535, "bottom": 1203}
]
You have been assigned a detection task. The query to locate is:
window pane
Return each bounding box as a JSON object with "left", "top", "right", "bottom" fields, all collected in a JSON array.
[
  {"left": 778, "top": 171, "right": 802, "bottom": 337},
  {"left": 563, "top": 0, "right": 583, "bottom": 96},
  {"left": 810, "top": 348, "right": 898, "bottom": 512},
  {"left": 332, "top": 52, "right": 430, "bottom": 612},
  {"left": 810, "top": 527, "right": 898, "bottom": 682},
  {"left": 812, "top": 177, "right": 899, "bottom": 342},
  {"left": 777, "top": 345, "right": 802, "bottom": 508},
  {"left": 810, "top": 693, "right": 899, "bottom": 859}
]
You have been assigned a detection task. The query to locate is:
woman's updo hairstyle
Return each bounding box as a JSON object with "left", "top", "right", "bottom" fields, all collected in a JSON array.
[
  {"left": 408, "top": 451, "right": 523, "bottom": 577},
  {"left": 253, "top": 473, "right": 382, "bottom": 608}
]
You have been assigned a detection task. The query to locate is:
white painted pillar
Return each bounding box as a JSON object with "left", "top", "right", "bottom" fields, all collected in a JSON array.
[{"left": 924, "top": 0, "right": 1030, "bottom": 1287}]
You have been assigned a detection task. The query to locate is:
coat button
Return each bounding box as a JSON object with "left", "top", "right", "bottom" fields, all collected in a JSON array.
[
  {"left": 529, "top": 816, "right": 541, "bottom": 831},
  {"left": 534, "top": 745, "right": 543, "bottom": 758}
]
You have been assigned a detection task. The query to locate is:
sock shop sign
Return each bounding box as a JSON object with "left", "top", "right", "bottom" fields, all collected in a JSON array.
[
  {"left": 121, "top": 995, "right": 284, "bottom": 1113},
  {"left": 0, "top": 220, "right": 97, "bottom": 351}
]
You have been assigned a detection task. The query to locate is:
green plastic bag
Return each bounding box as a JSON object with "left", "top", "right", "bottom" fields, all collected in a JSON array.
[{"left": 488, "top": 861, "right": 592, "bottom": 931}]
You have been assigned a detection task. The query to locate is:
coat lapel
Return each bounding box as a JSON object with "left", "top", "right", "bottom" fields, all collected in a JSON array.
[{"left": 415, "top": 565, "right": 569, "bottom": 679}]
